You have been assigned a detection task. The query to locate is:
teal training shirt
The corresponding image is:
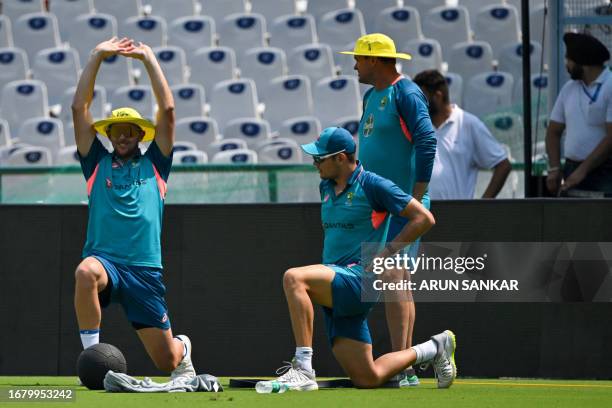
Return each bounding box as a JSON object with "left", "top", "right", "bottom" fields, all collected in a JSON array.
[
  {"left": 320, "top": 163, "right": 412, "bottom": 268},
  {"left": 358, "top": 77, "right": 436, "bottom": 195},
  {"left": 79, "top": 138, "right": 173, "bottom": 268}
]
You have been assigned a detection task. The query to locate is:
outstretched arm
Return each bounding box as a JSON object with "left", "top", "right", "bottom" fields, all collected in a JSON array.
[
  {"left": 72, "top": 37, "right": 132, "bottom": 156},
  {"left": 121, "top": 42, "right": 175, "bottom": 157}
]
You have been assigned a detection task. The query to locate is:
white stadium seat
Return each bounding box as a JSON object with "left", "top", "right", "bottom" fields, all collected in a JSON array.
[
  {"left": 313, "top": 75, "right": 361, "bottom": 128},
  {"left": 355, "top": 0, "right": 399, "bottom": 33},
  {"left": 56, "top": 145, "right": 81, "bottom": 165},
  {"left": 423, "top": 5, "right": 471, "bottom": 53},
  {"left": 306, "top": 0, "right": 350, "bottom": 21},
  {"left": 444, "top": 72, "right": 464, "bottom": 106},
  {"left": 464, "top": 71, "right": 514, "bottom": 118},
  {"left": 207, "top": 138, "right": 248, "bottom": 157},
  {"left": 240, "top": 47, "right": 288, "bottom": 92},
  {"left": 175, "top": 116, "right": 219, "bottom": 150},
  {"left": 136, "top": 46, "right": 187, "bottom": 86},
  {"left": 69, "top": 13, "right": 118, "bottom": 68},
  {"left": 209, "top": 78, "right": 259, "bottom": 130},
  {"left": 288, "top": 43, "right": 336, "bottom": 85},
  {"left": 147, "top": 0, "right": 198, "bottom": 24},
  {"left": 277, "top": 116, "right": 322, "bottom": 161},
  {"left": 402, "top": 38, "right": 443, "bottom": 78},
  {"left": 269, "top": 14, "right": 317, "bottom": 56},
  {"left": 50, "top": 0, "right": 94, "bottom": 40},
  {"left": 190, "top": 46, "right": 237, "bottom": 93},
  {"left": 403, "top": 0, "right": 446, "bottom": 17},
  {"left": 217, "top": 13, "right": 266, "bottom": 62},
  {"left": 172, "top": 149, "right": 208, "bottom": 165},
  {"left": 172, "top": 140, "right": 198, "bottom": 152},
  {"left": 258, "top": 139, "right": 302, "bottom": 163},
  {"left": 0, "top": 47, "right": 29, "bottom": 91},
  {"left": 2, "top": 0, "right": 44, "bottom": 23},
  {"left": 17, "top": 117, "right": 65, "bottom": 158},
  {"left": 13, "top": 12, "right": 61, "bottom": 62},
  {"left": 513, "top": 73, "right": 549, "bottom": 110},
  {"left": 250, "top": 0, "right": 297, "bottom": 24},
  {"left": 93, "top": 0, "right": 142, "bottom": 20},
  {"left": 211, "top": 147, "right": 257, "bottom": 163},
  {"left": 0, "top": 15, "right": 14, "bottom": 47},
  {"left": 122, "top": 15, "right": 167, "bottom": 48},
  {"left": 6, "top": 146, "right": 52, "bottom": 166},
  {"left": 483, "top": 111, "right": 523, "bottom": 162},
  {"left": 168, "top": 16, "right": 215, "bottom": 59},
  {"left": 32, "top": 47, "right": 81, "bottom": 106},
  {"left": 0, "top": 118, "right": 13, "bottom": 147},
  {"left": 1, "top": 80, "right": 49, "bottom": 137},
  {"left": 59, "top": 85, "right": 107, "bottom": 125},
  {"left": 111, "top": 85, "right": 154, "bottom": 120},
  {"left": 261, "top": 75, "right": 313, "bottom": 130},
  {"left": 374, "top": 6, "right": 422, "bottom": 48},
  {"left": 223, "top": 117, "right": 273, "bottom": 149},
  {"left": 96, "top": 54, "right": 134, "bottom": 94},
  {"left": 199, "top": 0, "right": 246, "bottom": 25},
  {"left": 317, "top": 9, "right": 365, "bottom": 53},
  {"left": 498, "top": 41, "right": 543, "bottom": 91},
  {"left": 447, "top": 41, "right": 494, "bottom": 85},
  {"left": 473, "top": 4, "right": 521, "bottom": 59},
  {"left": 171, "top": 83, "right": 205, "bottom": 119}
]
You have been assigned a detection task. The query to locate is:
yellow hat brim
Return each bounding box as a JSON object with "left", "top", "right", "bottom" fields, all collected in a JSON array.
[
  {"left": 93, "top": 117, "right": 156, "bottom": 142},
  {"left": 339, "top": 51, "right": 412, "bottom": 60}
]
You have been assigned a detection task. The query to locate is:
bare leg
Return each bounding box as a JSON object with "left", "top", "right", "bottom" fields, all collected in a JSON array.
[
  {"left": 283, "top": 264, "right": 335, "bottom": 347},
  {"left": 74, "top": 257, "right": 108, "bottom": 330},
  {"left": 332, "top": 337, "right": 417, "bottom": 388},
  {"left": 136, "top": 327, "right": 185, "bottom": 373},
  {"left": 383, "top": 266, "right": 415, "bottom": 351}
]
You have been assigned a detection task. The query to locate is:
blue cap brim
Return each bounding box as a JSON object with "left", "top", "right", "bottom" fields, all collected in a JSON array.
[{"left": 300, "top": 143, "right": 325, "bottom": 156}]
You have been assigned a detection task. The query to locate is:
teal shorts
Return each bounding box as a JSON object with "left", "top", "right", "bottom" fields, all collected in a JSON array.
[{"left": 323, "top": 264, "right": 376, "bottom": 347}]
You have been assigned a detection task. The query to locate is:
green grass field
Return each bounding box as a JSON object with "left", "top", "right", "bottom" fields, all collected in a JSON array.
[{"left": 2, "top": 377, "right": 612, "bottom": 408}]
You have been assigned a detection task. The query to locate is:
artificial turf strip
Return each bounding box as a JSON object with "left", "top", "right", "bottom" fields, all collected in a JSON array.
[{"left": 1, "top": 377, "right": 611, "bottom": 408}]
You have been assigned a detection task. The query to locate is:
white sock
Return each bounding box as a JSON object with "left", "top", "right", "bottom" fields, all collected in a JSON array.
[
  {"left": 412, "top": 339, "right": 438, "bottom": 364},
  {"left": 79, "top": 329, "right": 100, "bottom": 349},
  {"left": 175, "top": 337, "right": 187, "bottom": 358},
  {"left": 294, "top": 346, "right": 313, "bottom": 373}
]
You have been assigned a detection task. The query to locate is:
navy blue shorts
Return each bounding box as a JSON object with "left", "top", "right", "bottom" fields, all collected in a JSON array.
[
  {"left": 94, "top": 255, "right": 171, "bottom": 330},
  {"left": 323, "top": 264, "right": 376, "bottom": 347}
]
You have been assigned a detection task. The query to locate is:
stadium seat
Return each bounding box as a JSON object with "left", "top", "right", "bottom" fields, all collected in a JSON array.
[
  {"left": 175, "top": 116, "right": 219, "bottom": 150},
  {"left": 69, "top": 13, "right": 118, "bottom": 68},
  {"left": 483, "top": 111, "right": 523, "bottom": 162},
  {"left": 135, "top": 46, "right": 187, "bottom": 86},
  {"left": 96, "top": 54, "right": 134, "bottom": 94},
  {"left": 505, "top": 0, "right": 546, "bottom": 20},
  {"left": 373, "top": 6, "right": 422, "bottom": 49},
  {"left": 6, "top": 145, "right": 52, "bottom": 166},
  {"left": 167, "top": 16, "right": 215, "bottom": 60},
  {"left": 171, "top": 84, "right": 205, "bottom": 119},
  {"left": 277, "top": 116, "right": 322, "bottom": 161},
  {"left": 56, "top": 145, "right": 81, "bottom": 165},
  {"left": 207, "top": 139, "right": 249, "bottom": 158},
  {"left": 498, "top": 41, "right": 543, "bottom": 91},
  {"left": 210, "top": 147, "right": 264, "bottom": 203},
  {"left": 261, "top": 75, "right": 313, "bottom": 130},
  {"left": 317, "top": 9, "right": 365, "bottom": 53},
  {"left": 199, "top": 0, "right": 246, "bottom": 25},
  {"left": 473, "top": 4, "right": 521, "bottom": 59},
  {"left": 258, "top": 139, "right": 302, "bottom": 163},
  {"left": 59, "top": 85, "right": 107, "bottom": 126},
  {"left": 313, "top": 75, "right": 361, "bottom": 128},
  {"left": 111, "top": 85, "right": 154, "bottom": 121},
  {"left": 217, "top": 13, "right": 266, "bottom": 62},
  {"left": 172, "top": 149, "right": 208, "bottom": 165},
  {"left": 447, "top": 41, "right": 494, "bottom": 85},
  {"left": 355, "top": 0, "right": 399, "bottom": 33},
  {"left": 93, "top": 0, "right": 143, "bottom": 20},
  {"left": 269, "top": 14, "right": 317, "bottom": 56},
  {"left": 190, "top": 46, "right": 237, "bottom": 94},
  {"left": 0, "top": 80, "right": 49, "bottom": 137},
  {"left": 17, "top": 117, "right": 65, "bottom": 158},
  {"left": 13, "top": 13, "right": 61, "bottom": 62},
  {"left": 287, "top": 43, "right": 336, "bottom": 85},
  {"left": 401, "top": 38, "right": 443, "bottom": 78},
  {"left": 0, "top": 118, "right": 13, "bottom": 146},
  {"left": 335, "top": 41, "right": 357, "bottom": 77},
  {"left": 337, "top": 115, "right": 360, "bottom": 147},
  {"left": 513, "top": 73, "right": 549, "bottom": 112},
  {"left": 32, "top": 47, "right": 80, "bottom": 106},
  {"left": 306, "top": 0, "right": 350, "bottom": 21},
  {"left": 223, "top": 117, "right": 273, "bottom": 149},
  {"left": 211, "top": 147, "right": 257, "bottom": 163},
  {"left": 403, "top": 0, "right": 446, "bottom": 17},
  {"left": 250, "top": 0, "right": 297, "bottom": 24},
  {"left": 147, "top": 0, "right": 198, "bottom": 24},
  {"left": 423, "top": 5, "right": 471, "bottom": 53},
  {"left": 529, "top": 4, "right": 549, "bottom": 68},
  {"left": 464, "top": 71, "right": 514, "bottom": 118},
  {"left": 2, "top": 0, "right": 44, "bottom": 23},
  {"left": 0, "top": 47, "right": 29, "bottom": 92},
  {"left": 444, "top": 72, "right": 464, "bottom": 106},
  {"left": 50, "top": 0, "right": 94, "bottom": 40},
  {"left": 173, "top": 140, "right": 198, "bottom": 152},
  {"left": 122, "top": 15, "right": 167, "bottom": 48},
  {"left": 209, "top": 78, "right": 259, "bottom": 130},
  {"left": 0, "top": 15, "right": 14, "bottom": 48},
  {"left": 240, "top": 47, "right": 288, "bottom": 94}
]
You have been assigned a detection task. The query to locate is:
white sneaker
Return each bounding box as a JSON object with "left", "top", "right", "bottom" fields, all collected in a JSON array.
[
  {"left": 430, "top": 330, "right": 457, "bottom": 389},
  {"left": 267, "top": 360, "right": 318, "bottom": 391},
  {"left": 171, "top": 335, "right": 196, "bottom": 380}
]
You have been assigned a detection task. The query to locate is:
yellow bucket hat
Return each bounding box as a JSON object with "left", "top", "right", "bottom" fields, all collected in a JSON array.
[
  {"left": 93, "top": 107, "right": 156, "bottom": 142},
  {"left": 340, "top": 33, "right": 412, "bottom": 60}
]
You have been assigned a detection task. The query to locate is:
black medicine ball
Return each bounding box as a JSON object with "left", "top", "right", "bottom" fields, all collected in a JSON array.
[{"left": 77, "top": 343, "right": 127, "bottom": 390}]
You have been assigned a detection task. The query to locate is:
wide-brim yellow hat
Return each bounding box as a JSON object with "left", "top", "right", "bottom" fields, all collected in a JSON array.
[
  {"left": 340, "top": 33, "right": 412, "bottom": 60},
  {"left": 93, "top": 107, "right": 156, "bottom": 142}
]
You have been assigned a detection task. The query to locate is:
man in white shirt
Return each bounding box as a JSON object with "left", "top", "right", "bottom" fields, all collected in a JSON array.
[
  {"left": 413, "top": 70, "right": 511, "bottom": 199},
  {"left": 546, "top": 32, "right": 612, "bottom": 196}
]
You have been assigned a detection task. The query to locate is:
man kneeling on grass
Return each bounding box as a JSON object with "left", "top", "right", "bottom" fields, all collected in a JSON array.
[{"left": 258, "top": 127, "right": 456, "bottom": 391}]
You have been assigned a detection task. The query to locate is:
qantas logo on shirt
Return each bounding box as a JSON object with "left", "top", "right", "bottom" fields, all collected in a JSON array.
[{"left": 323, "top": 222, "right": 355, "bottom": 230}]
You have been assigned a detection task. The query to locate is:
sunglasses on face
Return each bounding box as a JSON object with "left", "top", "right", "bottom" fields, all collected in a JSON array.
[{"left": 312, "top": 149, "right": 346, "bottom": 164}]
